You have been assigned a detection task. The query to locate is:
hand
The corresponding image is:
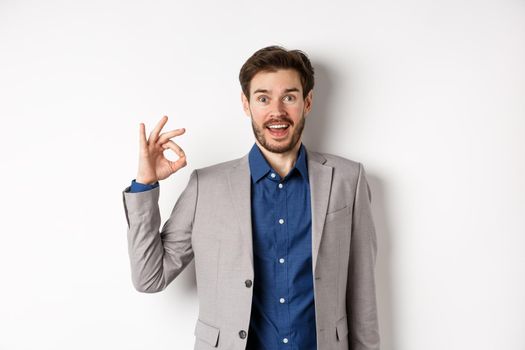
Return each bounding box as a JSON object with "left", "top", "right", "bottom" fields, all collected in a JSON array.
[{"left": 136, "top": 115, "right": 187, "bottom": 185}]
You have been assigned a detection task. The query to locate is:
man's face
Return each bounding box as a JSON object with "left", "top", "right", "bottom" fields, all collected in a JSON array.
[{"left": 241, "top": 69, "right": 313, "bottom": 154}]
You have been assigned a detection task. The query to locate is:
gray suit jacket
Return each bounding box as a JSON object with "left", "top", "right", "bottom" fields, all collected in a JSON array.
[{"left": 122, "top": 148, "right": 380, "bottom": 350}]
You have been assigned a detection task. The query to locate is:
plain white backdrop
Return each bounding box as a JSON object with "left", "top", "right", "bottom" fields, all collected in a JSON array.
[{"left": 1, "top": 0, "right": 524, "bottom": 349}]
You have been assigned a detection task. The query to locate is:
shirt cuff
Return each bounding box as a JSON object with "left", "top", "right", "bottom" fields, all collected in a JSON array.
[{"left": 129, "top": 179, "right": 159, "bottom": 193}]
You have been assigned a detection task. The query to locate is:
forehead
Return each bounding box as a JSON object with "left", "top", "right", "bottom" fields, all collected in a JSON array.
[{"left": 250, "top": 69, "right": 302, "bottom": 95}]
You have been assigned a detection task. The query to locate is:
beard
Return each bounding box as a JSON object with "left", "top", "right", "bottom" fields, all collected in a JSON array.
[{"left": 250, "top": 112, "right": 306, "bottom": 154}]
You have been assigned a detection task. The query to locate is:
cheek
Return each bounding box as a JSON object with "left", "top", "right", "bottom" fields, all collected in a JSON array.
[
  {"left": 287, "top": 105, "right": 305, "bottom": 119},
  {"left": 291, "top": 105, "right": 303, "bottom": 113},
  {"left": 249, "top": 111, "right": 265, "bottom": 126},
  {"left": 286, "top": 101, "right": 304, "bottom": 111},
  {"left": 249, "top": 106, "right": 266, "bottom": 119}
]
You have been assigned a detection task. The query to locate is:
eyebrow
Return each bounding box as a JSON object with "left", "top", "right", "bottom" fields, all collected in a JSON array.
[{"left": 252, "top": 87, "right": 300, "bottom": 95}]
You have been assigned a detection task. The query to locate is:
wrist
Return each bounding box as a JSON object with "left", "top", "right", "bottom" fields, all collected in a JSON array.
[{"left": 135, "top": 177, "right": 157, "bottom": 185}]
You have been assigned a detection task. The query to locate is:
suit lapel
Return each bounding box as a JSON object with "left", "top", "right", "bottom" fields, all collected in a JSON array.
[
  {"left": 307, "top": 149, "right": 333, "bottom": 274},
  {"left": 227, "top": 154, "right": 254, "bottom": 269}
]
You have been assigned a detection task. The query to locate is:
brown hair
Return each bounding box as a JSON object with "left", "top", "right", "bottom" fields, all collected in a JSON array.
[{"left": 239, "top": 45, "right": 315, "bottom": 101}]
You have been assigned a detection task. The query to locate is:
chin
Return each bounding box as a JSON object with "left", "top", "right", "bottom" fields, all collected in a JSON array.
[{"left": 260, "top": 137, "right": 299, "bottom": 154}]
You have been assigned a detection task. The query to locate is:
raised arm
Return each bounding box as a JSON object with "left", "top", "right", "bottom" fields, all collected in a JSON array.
[{"left": 122, "top": 115, "right": 196, "bottom": 293}]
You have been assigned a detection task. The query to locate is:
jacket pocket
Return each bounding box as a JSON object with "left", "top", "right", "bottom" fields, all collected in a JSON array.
[
  {"left": 194, "top": 318, "right": 220, "bottom": 347},
  {"left": 325, "top": 204, "right": 350, "bottom": 223},
  {"left": 336, "top": 314, "right": 349, "bottom": 341}
]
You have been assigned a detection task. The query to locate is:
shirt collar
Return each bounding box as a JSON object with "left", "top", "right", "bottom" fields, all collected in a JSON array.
[{"left": 248, "top": 142, "right": 309, "bottom": 183}]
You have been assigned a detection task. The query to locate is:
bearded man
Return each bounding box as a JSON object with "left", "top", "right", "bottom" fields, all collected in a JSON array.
[{"left": 122, "top": 45, "right": 380, "bottom": 350}]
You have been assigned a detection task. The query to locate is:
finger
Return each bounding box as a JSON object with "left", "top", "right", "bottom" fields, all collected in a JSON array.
[
  {"left": 157, "top": 128, "right": 186, "bottom": 145},
  {"left": 162, "top": 140, "right": 187, "bottom": 172},
  {"left": 139, "top": 123, "right": 148, "bottom": 149},
  {"left": 161, "top": 139, "right": 186, "bottom": 158},
  {"left": 148, "top": 115, "right": 168, "bottom": 145},
  {"left": 169, "top": 154, "right": 188, "bottom": 172}
]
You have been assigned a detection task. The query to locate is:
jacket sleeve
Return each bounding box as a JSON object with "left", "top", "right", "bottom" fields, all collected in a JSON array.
[
  {"left": 121, "top": 169, "right": 198, "bottom": 293},
  {"left": 346, "top": 163, "right": 380, "bottom": 349}
]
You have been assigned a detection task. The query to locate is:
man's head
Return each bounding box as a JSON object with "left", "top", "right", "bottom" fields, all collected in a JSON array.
[{"left": 239, "top": 46, "right": 315, "bottom": 154}]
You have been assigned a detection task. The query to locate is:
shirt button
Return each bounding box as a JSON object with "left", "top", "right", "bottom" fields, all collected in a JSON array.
[
  {"left": 283, "top": 337, "right": 289, "bottom": 343},
  {"left": 278, "top": 183, "right": 283, "bottom": 189},
  {"left": 278, "top": 218, "right": 285, "bottom": 224},
  {"left": 279, "top": 297, "right": 285, "bottom": 303},
  {"left": 244, "top": 279, "right": 252, "bottom": 288},
  {"left": 279, "top": 258, "right": 285, "bottom": 263},
  {"left": 270, "top": 173, "right": 276, "bottom": 178},
  {"left": 239, "top": 330, "right": 247, "bottom": 339}
]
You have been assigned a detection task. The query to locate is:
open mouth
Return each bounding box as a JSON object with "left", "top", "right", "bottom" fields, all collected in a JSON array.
[{"left": 266, "top": 123, "right": 290, "bottom": 138}]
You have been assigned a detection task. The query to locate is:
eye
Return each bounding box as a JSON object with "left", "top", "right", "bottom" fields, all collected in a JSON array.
[
  {"left": 283, "top": 95, "right": 296, "bottom": 102},
  {"left": 257, "top": 95, "right": 268, "bottom": 103}
]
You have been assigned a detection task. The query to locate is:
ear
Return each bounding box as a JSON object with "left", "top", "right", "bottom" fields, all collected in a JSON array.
[
  {"left": 241, "top": 91, "right": 251, "bottom": 117},
  {"left": 304, "top": 90, "right": 313, "bottom": 116}
]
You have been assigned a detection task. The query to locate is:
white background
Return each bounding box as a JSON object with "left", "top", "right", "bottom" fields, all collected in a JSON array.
[{"left": 1, "top": 0, "right": 524, "bottom": 349}]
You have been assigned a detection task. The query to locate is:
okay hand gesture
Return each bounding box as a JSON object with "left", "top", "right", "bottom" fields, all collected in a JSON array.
[{"left": 136, "top": 116, "right": 187, "bottom": 185}]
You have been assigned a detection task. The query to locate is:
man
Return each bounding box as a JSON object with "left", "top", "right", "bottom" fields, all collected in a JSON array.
[{"left": 122, "top": 46, "right": 380, "bottom": 350}]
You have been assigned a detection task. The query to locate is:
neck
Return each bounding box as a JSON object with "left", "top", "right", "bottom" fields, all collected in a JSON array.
[{"left": 255, "top": 139, "right": 303, "bottom": 178}]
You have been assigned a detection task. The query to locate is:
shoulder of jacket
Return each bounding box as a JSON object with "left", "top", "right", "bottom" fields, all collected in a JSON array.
[
  {"left": 310, "top": 150, "right": 362, "bottom": 170},
  {"left": 193, "top": 155, "right": 246, "bottom": 178}
]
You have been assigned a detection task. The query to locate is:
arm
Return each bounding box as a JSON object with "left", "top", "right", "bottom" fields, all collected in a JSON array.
[
  {"left": 347, "top": 163, "right": 380, "bottom": 350},
  {"left": 122, "top": 169, "right": 198, "bottom": 293}
]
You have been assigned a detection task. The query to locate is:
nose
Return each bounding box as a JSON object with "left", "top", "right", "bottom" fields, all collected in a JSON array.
[{"left": 269, "top": 98, "right": 286, "bottom": 118}]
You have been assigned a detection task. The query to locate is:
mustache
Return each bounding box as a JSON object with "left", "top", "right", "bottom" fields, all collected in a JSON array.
[{"left": 264, "top": 117, "right": 293, "bottom": 127}]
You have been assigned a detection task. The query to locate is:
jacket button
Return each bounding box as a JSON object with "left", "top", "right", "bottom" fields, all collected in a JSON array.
[
  {"left": 245, "top": 279, "right": 252, "bottom": 288},
  {"left": 239, "top": 330, "right": 247, "bottom": 339}
]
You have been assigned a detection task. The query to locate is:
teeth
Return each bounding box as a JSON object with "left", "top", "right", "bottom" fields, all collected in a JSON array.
[{"left": 268, "top": 124, "right": 288, "bottom": 129}]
